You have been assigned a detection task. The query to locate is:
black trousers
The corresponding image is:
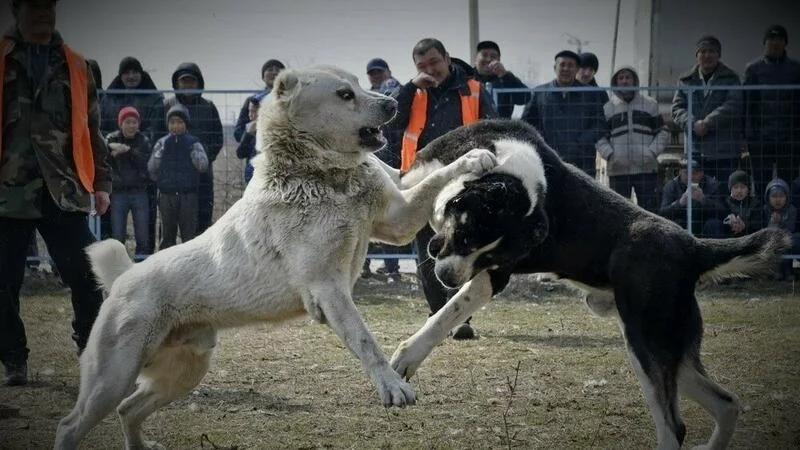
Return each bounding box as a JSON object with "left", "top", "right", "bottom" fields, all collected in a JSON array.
[
  {"left": 158, "top": 192, "right": 198, "bottom": 250},
  {"left": 0, "top": 195, "right": 103, "bottom": 364},
  {"left": 145, "top": 182, "right": 158, "bottom": 254},
  {"left": 197, "top": 172, "right": 214, "bottom": 234},
  {"left": 415, "top": 224, "right": 470, "bottom": 323}
]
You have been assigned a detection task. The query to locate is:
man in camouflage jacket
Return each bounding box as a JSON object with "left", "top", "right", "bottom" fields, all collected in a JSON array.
[{"left": 0, "top": 0, "right": 111, "bottom": 386}]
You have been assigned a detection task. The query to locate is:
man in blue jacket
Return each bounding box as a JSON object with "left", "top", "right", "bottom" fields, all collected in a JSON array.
[{"left": 521, "top": 50, "right": 605, "bottom": 176}]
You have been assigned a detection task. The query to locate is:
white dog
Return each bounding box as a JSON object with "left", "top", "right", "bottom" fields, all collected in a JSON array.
[{"left": 54, "top": 66, "right": 496, "bottom": 450}]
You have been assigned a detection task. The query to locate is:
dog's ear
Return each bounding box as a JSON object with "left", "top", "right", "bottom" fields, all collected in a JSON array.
[{"left": 273, "top": 70, "right": 300, "bottom": 103}]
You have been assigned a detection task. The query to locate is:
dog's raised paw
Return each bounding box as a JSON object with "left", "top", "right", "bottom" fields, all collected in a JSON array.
[{"left": 458, "top": 148, "right": 497, "bottom": 176}]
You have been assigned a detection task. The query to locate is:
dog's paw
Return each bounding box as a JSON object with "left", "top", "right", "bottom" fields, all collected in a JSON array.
[
  {"left": 375, "top": 368, "right": 416, "bottom": 408},
  {"left": 390, "top": 339, "right": 429, "bottom": 381},
  {"left": 456, "top": 148, "right": 497, "bottom": 177}
]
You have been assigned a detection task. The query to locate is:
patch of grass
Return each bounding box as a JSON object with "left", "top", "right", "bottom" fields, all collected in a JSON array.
[{"left": 1, "top": 276, "right": 799, "bottom": 449}]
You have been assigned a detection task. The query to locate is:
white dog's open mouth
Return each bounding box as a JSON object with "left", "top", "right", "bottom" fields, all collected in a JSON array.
[{"left": 359, "top": 126, "right": 385, "bottom": 150}]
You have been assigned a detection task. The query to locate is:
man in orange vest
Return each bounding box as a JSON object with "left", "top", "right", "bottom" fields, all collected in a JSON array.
[
  {"left": 390, "top": 37, "right": 497, "bottom": 340},
  {"left": 0, "top": 0, "right": 111, "bottom": 386}
]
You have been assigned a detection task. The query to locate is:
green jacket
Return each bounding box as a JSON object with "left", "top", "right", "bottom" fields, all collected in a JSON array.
[{"left": 0, "top": 27, "right": 110, "bottom": 219}]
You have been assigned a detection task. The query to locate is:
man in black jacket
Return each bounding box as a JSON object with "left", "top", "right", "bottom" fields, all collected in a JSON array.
[
  {"left": 162, "top": 63, "right": 223, "bottom": 235},
  {"left": 743, "top": 25, "right": 800, "bottom": 190},
  {"left": 390, "top": 38, "right": 497, "bottom": 340},
  {"left": 472, "top": 40, "right": 529, "bottom": 118}
]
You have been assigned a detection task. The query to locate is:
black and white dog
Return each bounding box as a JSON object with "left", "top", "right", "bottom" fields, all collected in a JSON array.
[{"left": 391, "top": 120, "right": 789, "bottom": 450}]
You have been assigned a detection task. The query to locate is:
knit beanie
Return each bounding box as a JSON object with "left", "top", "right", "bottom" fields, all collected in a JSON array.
[
  {"left": 579, "top": 52, "right": 600, "bottom": 72},
  {"left": 764, "top": 25, "right": 788, "bottom": 44},
  {"left": 727, "top": 170, "right": 749, "bottom": 190},
  {"left": 117, "top": 106, "right": 140, "bottom": 128},
  {"left": 166, "top": 103, "right": 190, "bottom": 127},
  {"left": 118, "top": 56, "right": 144, "bottom": 76},
  {"left": 696, "top": 35, "right": 722, "bottom": 55},
  {"left": 261, "top": 59, "right": 285, "bottom": 77}
]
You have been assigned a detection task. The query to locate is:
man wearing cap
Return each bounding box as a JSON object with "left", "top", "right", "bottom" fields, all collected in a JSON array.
[
  {"left": 672, "top": 35, "right": 743, "bottom": 184},
  {"left": 234, "top": 59, "right": 285, "bottom": 143},
  {"left": 366, "top": 58, "right": 400, "bottom": 95},
  {"left": 390, "top": 37, "right": 497, "bottom": 340},
  {"left": 577, "top": 52, "right": 609, "bottom": 102},
  {"left": 363, "top": 57, "right": 402, "bottom": 282},
  {"left": 0, "top": 0, "right": 112, "bottom": 385},
  {"left": 659, "top": 155, "right": 726, "bottom": 236},
  {"left": 162, "top": 62, "right": 223, "bottom": 234},
  {"left": 743, "top": 25, "right": 800, "bottom": 189},
  {"left": 521, "top": 49, "right": 605, "bottom": 176},
  {"left": 472, "top": 40, "right": 529, "bottom": 118}
]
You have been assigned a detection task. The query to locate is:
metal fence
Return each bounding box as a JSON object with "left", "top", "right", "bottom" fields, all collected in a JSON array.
[{"left": 25, "top": 83, "right": 800, "bottom": 267}]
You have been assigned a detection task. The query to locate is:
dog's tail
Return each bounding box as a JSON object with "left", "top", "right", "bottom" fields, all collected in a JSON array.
[
  {"left": 85, "top": 239, "right": 134, "bottom": 292},
  {"left": 695, "top": 228, "right": 791, "bottom": 282}
]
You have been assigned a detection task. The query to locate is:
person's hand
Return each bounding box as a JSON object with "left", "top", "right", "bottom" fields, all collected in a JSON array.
[
  {"left": 690, "top": 187, "right": 705, "bottom": 202},
  {"left": 108, "top": 142, "right": 130, "bottom": 156},
  {"left": 246, "top": 120, "right": 257, "bottom": 135},
  {"left": 731, "top": 217, "right": 746, "bottom": 234},
  {"left": 412, "top": 72, "right": 438, "bottom": 89},
  {"left": 488, "top": 60, "right": 507, "bottom": 77},
  {"left": 93, "top": 191, "right": 110, "bottom": 216},
  {"left": 693, "top": 120, "right": 709, "bottom": 136},
  {"left": 679, "top": 191, "right": 689, "bottom": 206}
]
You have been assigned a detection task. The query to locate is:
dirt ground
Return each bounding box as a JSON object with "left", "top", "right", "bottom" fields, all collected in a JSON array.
[{"left": 1, "top": 274, "right": 799, "bottom": 449}]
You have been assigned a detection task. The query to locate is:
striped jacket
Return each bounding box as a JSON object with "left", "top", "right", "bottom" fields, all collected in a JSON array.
[{"left": 596, "top": 92, "right": 670, "bottom": 176}]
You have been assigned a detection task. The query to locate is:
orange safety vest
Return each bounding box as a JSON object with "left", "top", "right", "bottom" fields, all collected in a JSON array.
[
  {"left": 400, "top": 78, "right": 481, "bottom": 173},
  {"left": 0, "top": 38, "right": 94, "bottom": 193}
]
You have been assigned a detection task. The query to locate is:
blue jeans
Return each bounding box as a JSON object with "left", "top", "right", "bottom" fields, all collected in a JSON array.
[{"left": 111, "top": 191, "right": 150, "bottom": 255}]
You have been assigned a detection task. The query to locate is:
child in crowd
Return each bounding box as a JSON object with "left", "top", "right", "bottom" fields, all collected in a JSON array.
[
  {"left": 236, "top": 93, "right": 266, "bottom": 184},
  {"left": 148, "top": 104, "right": 208, "bottom": 250},
  {"left": 106, "top": 106, "right": 152, "bottom": 255},
  {"left": 763, "top": 178, "right": 799, "bottom": 280},
  {"left": 721, "top": 170, "right": 761, "bottom": 237}
]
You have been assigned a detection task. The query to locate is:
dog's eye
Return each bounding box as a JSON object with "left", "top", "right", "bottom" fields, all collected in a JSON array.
[{"left": 337, "top": 89, "right": 355, "bottom": 101}]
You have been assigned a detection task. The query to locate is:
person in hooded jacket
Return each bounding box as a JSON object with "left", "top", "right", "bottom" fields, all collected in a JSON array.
[
  {"left": 596, "top": 66, "right": 670, "bottom": 212},
  {"left": 720, "top": 170, "right": 762, "bottom": 237},
  {"left": 161, "top": 62, "right": 223, "bottom": 235},
  {"left": 763, "top": 177, "right": 799, "bottom": 279},
  {"left": 102, "top": 56, "right": 164, "bottom": 253}
]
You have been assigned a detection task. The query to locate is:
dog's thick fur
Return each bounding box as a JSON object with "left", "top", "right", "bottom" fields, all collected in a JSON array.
[
  {"left": 390, "top": 120, "right": 790, "bottom": 450},
  {"left": 54, "top": 67, "right": 497, "bottom": 450}
]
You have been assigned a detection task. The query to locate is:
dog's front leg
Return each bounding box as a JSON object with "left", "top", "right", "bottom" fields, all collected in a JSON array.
[
  {"left": 373, "top": 149, "right": 496, "bottom": 245},
  {"left": 390, "top": 271, "right": 493, "bottom": 380},
  {"left": 307, "top": 283, "right": 415, "bottom": 407}
]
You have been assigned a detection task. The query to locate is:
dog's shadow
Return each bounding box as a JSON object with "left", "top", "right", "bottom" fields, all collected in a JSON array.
[
  {"left": 487, "top": 333, "right": 624, "bottom": 348},
  {"left": 169, "top": 386, "right": 310, "bottom": 414}
]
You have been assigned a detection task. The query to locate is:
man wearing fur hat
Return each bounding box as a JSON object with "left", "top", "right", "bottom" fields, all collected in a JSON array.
[
  {"left": 672, "top": 35, "right": 743, "bottom": 184},
  {"left": 744, "top": 25, "right": 800, "bottom": 190},
  {"left": 597, "top": 66, "right": 670, "bottom": 212}
]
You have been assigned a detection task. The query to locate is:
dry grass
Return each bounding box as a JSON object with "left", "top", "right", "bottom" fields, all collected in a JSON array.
[{"left": 1, "top": 275, "right": 800, "bottom": 449}]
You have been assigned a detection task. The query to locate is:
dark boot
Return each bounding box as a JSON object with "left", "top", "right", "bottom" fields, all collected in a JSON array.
[
  {"left": 4, "top": 361, "right": 27, "bottom": 386},
  {"left": 451, "top": 323, "right": 478, "bottom": 340}
]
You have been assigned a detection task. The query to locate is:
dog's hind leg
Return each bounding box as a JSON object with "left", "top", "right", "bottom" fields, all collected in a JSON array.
[
  {"left": 623, "top": 337, "right": 686, "bottom": 450},
  {"left": 118, "top": 324, "right": 216, "bottom": 450},
  {"left": 677, "top": 354, "right": 740, "bottom": 450},
  {"left": 55, "top": 308, "right": 149, "bottom": 449}
]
